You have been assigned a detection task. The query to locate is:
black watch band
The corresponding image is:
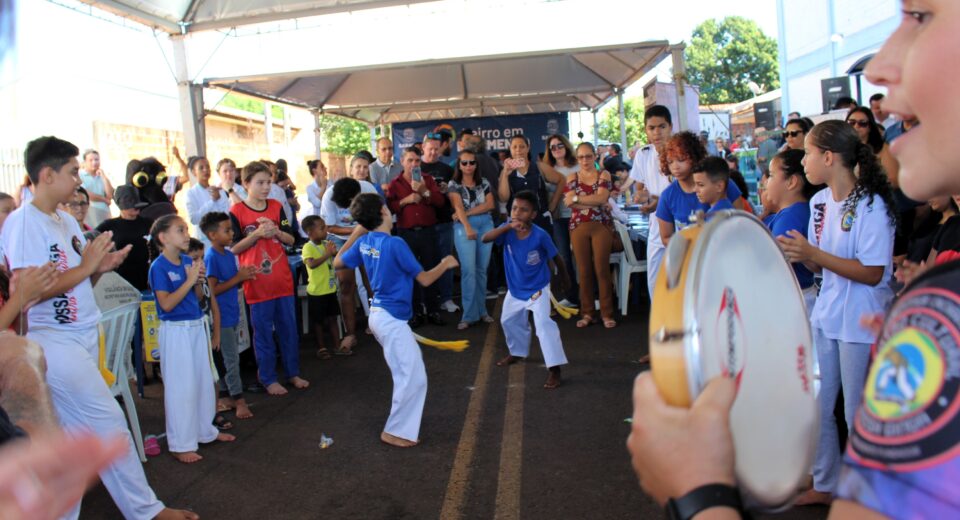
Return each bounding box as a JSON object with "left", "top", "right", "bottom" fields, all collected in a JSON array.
[{"left": 665, "top": 484, "right": 745, "bottom": 520}]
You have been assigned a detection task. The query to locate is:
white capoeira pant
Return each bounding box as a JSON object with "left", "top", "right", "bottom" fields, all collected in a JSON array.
[
  {"left": 159, "top": 319, "right": 219, "bottom": 452},
  {"left": 645, "top": 243, "right": 665, "bottom": 299},
  {"left": 501, "top": 284, "right": 568, "bottom": 368},
  {"left": 27, "top": 327, "right": 165, "bottom": 520},
  {"left": 368, "top": 307, "right": 427, "bottom": 442}
]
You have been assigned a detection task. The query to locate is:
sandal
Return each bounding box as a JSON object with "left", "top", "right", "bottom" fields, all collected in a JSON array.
[
  {"left": 457, "top": 321, "right": 470, "bottom": 330},
  {"left": 481, "top": 315, "right": 495, "bottom": 324},
  {"left": 576, "top": 316, "right": 595, "bottom": 328},
  {"left": 602, "top": 318, "right": 617, "bottom": 329},
  {"left": 213, "top": 414, "right": 234, "bottom": 431},
  {"left": 316, "top": 347, "right": 333, "bottom": 360},
  {"left": 335, "top": 346, "right": 354, "bottom": 356}
]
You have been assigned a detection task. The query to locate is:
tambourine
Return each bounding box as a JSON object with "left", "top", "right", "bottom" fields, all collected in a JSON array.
[{"left": 649, "top": 210, "right": 818, "bottom": 510}]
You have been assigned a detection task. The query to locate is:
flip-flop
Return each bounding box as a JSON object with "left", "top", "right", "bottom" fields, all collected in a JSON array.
[
  {"left": 602, "top": 318, "right": 617, "bottom": 329},
  {"left": 576, "top": 316, "right": 595, "bottom": 328},
  {"left": 213, "top": 414, "right": 234, "bottom": 431},
  {"left": 316, "top": 347, "right": 333, "bottom": 360},
  {"left": 335, "top": 346, "right": 354, "bottom": 356}
]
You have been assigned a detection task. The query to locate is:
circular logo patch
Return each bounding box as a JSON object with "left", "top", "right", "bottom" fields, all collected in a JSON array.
[
  {"left": 840, "top": 210, "right": 856, "bottom": 232},
  {"left": 71, "top": 236, "right": 83, "bottom": 256},
  {"left": 851, "top": 288, "right": 960, "bottom": 470}
]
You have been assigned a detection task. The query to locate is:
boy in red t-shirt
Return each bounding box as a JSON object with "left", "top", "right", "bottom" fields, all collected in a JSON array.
[{"left": 230, "top": 161, "right": 309, "bottom": 396}]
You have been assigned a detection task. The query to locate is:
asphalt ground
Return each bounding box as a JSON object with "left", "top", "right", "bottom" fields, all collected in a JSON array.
[{"left": 81, "top": 293, "right": 829, "bottom": 520}]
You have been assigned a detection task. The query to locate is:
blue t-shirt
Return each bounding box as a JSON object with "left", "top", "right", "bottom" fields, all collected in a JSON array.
[
  {"left": 656, "top": 180, "right": 741, "bottom": 231},
  {"left": 340, "top": 231, "right": 423, "bottom": 321},
  {"left": 767, "top": 201, "right": 815, "bottom": 289},
  {"left": 204, "top": 247, "right": 240, "bottom": 327},
  {"left": 706, "top": 198, "right": 734, "bottom": 214},
  {"left": 149, "top": 253, "right": 202, "bottom": 322},
  {"left": 495, "top": 224, "right": 558, "bottom": 300}
]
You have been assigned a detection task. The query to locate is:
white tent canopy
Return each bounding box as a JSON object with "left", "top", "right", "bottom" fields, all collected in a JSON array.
[
  {"left": 205, "top": 41, "right": 674, "bottom": 124},
  {"left": 78, "top": 0, "right": 438, "bottom": 33}
]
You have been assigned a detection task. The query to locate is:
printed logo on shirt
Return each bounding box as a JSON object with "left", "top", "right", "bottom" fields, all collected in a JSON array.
[
  {"left": 360, "top": 243, "right": 381, "bottom": 259},
  {"left": 841, "top": 209, "right": 856, "bottom": 232},
  {"left": 256, "top": 249, "right": 285, "bottom": 275},
  {"left": 48, "top": 244, "right": 78, "bottom": 324},
  {"left": 812, "top": 202, "right": 826, "bottom": 243},
  {"left": 526, "top": 250, "right": 541, "bottom": 266},
  {"left": 244, "top": 224, "right": 258, "bottom": 236},
  {"left": 71, "top": 236, "right": 82, "bottom": 256},
  {"left": 850, "top": 287, "right": 960, "bottom": 470},
  {"left": 167, "top": 271, "right": 182, "bottom": 283}
]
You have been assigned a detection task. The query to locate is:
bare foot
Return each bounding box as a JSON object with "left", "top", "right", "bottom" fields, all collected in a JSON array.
[
  {"left": 154, "top": 507, "right": 200, "bottom": 520},
  {"left": 290, "top": 376, "right": 310, "bottom": 389},
  {"left": 217, "top": 398, "right": 234, "bottom": 412},
  {"left": 216, "top": 432, "right": 236, "bottom": 442},
  {"left": 544, "top": 367, "right": 561, "bottom": 389},
  {"left": 171, "top": 451, "right": 203, "bottom": 464},
  {"left": 235, "top": 399, "right": 253, "bottom": 419},
  {"left": 266, "top": 382, "right": 288, "bottom": 396},
  {"left": 380, "top": 431, "right": 418, "bottom": 448},
  {"left": 496, "top": 355, "right": 523, "bottom": 367}
]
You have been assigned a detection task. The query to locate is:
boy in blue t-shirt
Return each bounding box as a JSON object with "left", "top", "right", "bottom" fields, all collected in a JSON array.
[
  {"left": 693, "top": 157, "right": 735, "bottom": 215},
  {"left": 335, "top": 193, "right": 458, "bottom": 448},
  {"left": 483, "top": 190, "right": 571, "bottom": 389},
  {"left": 200, "top": 212, "right": 257, "bottom": 420}
]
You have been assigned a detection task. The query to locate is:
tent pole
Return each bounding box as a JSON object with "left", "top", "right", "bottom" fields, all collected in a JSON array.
[
  {"left": 369, "top": 124, "right": 377, "bottom": 154},
  {"left": 671, "top": 44, "right": 689, "bottom": 132},
  {"left": 617, "top": 89, "right": 627, "bottom": 154},
  {"left": 592, "top": 109, "right": 599, "bottom": 146},
  {"left": 264, "top": 102, "right": 274, "bottom": 159},
  {"left": 313, "top": 110, "right": 322, "bottom": 159},
  {"left": 171, "top": 35, "right": 205, "bottom": 175}
]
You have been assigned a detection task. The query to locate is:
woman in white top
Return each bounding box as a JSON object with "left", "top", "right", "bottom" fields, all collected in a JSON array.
[
  {"left": 539, "top": 134, "right": 580, "bottom": 306},
  {"left": 217, "top": 158, "right": 245, "bottom": 205},
  {"left": 79, "top": 149, "right": 114, "bottom": 228},
  {"left": 778, "top": 119, "right": 897, "bottom": 504},
  {"left": 305, "top": 159, "right": 328, "bottom": 216}
]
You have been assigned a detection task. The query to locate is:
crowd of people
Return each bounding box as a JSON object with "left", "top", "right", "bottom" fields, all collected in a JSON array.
[{"left": 0, "top": 3, "right": 958, "bottom": 517}]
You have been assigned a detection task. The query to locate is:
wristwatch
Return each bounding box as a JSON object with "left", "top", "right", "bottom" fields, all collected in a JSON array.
[
  {"left": 227, "top": 188, "right": 234, "bottom": 194},
  {"left": 572, "top": 194, "right": 580, "bottom": 204},
  {"left": 665, "top": 484, "right": 745, "bottom": 520}
]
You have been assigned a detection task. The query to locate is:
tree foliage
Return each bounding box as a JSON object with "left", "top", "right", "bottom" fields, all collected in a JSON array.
[
  {"left": 686, "top": 16, "right": 779, "bottom": 105},
  {"left": 598, "top": 96, "right": 646, "bottom": 147},
  {"left": 320, "top": 115, "right": 371, "bottom": 157}
]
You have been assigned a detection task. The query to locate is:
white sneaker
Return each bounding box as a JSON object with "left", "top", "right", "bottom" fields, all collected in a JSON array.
[
  {"left": 441, "top": 300, "right": 460, "bottom": 312},
  {"left": 486, "top": 291, "right": 499, "bottom": 300},
  {"left": 557, "top": 298, "right": 577, "bottom": 308}
]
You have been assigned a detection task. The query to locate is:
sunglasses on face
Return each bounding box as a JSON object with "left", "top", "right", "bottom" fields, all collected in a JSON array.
[
  {"left": 576, "top": 154, "right": 594, "bottom": 160},
  {"left": 782, "top": 130, "right": 804, "bottom": 138},
  {"left": 460, "top": 160, "right": 477, "bottom": 166},
  {"left": 848, "top": 119, "right": 871, "bottom": 128},
  {"left": 426, "top": 132, "right": 443, "bottom": 140},
  {"left": 550, "top": 143, "right": 566, "bottom": 151}
]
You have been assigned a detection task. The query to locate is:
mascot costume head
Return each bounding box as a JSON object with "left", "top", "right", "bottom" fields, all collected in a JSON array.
[{"left": 125, "top": 157, "right": 177, "bottom": 221}]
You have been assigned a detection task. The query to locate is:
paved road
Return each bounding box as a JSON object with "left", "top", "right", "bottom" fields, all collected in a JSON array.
[{"left": 82, "top": 296, "right": 829, "bottom": 519}]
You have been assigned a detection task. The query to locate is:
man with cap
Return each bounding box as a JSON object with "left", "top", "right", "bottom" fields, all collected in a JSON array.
[{"left": 95, "top": 185, "right": 153, "bottom": 291}]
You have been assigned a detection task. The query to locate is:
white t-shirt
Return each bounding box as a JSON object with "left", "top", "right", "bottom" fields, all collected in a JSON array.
[
  {"left": 306, "top": 181, "right": 325, "bottom": 216},
  {"left": 319, "top": 180, "right": 380, "bottom": 242},
  {"left": 808, "top": 188, "right": 895, "bottom": 344},
  {"left": 628, "top": 144, "right": 672, "bottom": 249},
  {"left": 186, "top": 183, "right": 230, "bottom": 245},
  {"left": 0, "top": 204, "right": 101, "bottom": 331},
  {"left": 268, "top": 183, "right": 295, "bottom": 225}
]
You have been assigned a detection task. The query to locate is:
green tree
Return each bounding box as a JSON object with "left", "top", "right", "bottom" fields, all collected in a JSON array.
[
  {"left": 320, "top": 114, "right": 372, "bottom": 156},
  {"left": 686, "top": 16, "right": 779, "bottom": 105},
  {"left": 598, "top": 96, "right": 646, "bottom": 147}
]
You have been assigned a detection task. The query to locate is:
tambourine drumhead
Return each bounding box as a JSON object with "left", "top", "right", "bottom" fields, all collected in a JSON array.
[{"left": 649, "top": 210, "right": 818, "bottom": 510}]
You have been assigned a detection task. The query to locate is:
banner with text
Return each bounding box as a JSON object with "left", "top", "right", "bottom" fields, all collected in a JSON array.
[{"left": 392, "top": 113, "right": 569, "bottom": 160}]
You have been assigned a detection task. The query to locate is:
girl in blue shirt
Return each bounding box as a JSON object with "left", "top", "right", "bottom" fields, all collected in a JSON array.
[
  {"left": 765, "top": 149, "right": 825, "bottom": 313},
  {"left": 148, "top": 215, "right": 236, "bottom": 463}
]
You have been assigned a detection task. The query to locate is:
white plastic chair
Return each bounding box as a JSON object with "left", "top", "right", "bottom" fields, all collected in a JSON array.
[
  {"left": 612, "top": 221, "right": 647, "bottom": 316},
  {"left": 100, "top": 301, "right": 147, "bottom": 462}
]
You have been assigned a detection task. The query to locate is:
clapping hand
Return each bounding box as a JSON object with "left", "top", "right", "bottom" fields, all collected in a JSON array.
[
  {"left": 8, "top": 265, "right": 58, "bottom": 311},
  {"left": 777, "top": 230, "right": 816, "bottom": 263}
]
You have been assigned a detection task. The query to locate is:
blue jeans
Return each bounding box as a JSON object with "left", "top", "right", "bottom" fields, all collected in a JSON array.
[
  {"left": 454, "top": 215, "right": 494, "bottom": 323},
  {"left": 249, "top": 295, "right": 300, "bottom": 386},
  {"left": 811, "top": 327, "right": 872, "bottom": 493},
  {"left": 552, "top": 216, "right": 578, "bottom": 303},
  {"left": 435, "top": 221, "right": 455, "bottom": 302}
]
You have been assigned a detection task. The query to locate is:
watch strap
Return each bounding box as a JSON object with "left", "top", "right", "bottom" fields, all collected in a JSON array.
[{"left": 665, "top": 484, "right": 744, "bottom": 520}]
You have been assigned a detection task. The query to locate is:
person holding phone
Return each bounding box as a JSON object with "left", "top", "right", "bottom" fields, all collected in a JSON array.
[
  {"left": 386, "top": 147, "right": 447, "bottom": 328},
  {"left": 497, "top": 135, "right": 559, "bottom": 234}
]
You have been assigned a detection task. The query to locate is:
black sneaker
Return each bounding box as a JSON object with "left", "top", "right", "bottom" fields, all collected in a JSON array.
[
  {"left": 427, "top": 312, "right": 446, "bottom": 326},
  {"left": 409, "top": 314, "right": 425, "bottom": 329}
]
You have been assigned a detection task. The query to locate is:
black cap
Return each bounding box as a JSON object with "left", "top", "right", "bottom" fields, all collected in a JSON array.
[{"left": 114, "top": 185, "right": 148, "bottom": 210}]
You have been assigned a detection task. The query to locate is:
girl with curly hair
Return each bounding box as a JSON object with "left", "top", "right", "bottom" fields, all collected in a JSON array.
[
  {"left": 654, "top": 131, "right": 743, "bottom": 245},
  {"left": 777, "top": 119, "right": 896, "bottom": 504}
]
